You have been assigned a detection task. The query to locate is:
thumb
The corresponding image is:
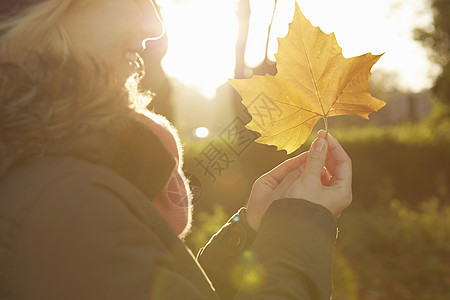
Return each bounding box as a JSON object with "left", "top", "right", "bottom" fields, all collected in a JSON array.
[{"left": 302, "top": 137, "right": 328, "bottom": 185}]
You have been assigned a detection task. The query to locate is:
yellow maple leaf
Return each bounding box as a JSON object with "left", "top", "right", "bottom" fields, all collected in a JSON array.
[{"left": 229, "top": 2, "right": 386, "bottom": 154}]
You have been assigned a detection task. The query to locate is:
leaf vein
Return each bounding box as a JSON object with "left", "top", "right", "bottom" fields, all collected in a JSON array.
[
  {"left": 269, "top": 98, "right": 322, "bottom": 116},
  {"left": 264, "top": 115, "right": 319, "bottom": 139},
  {"left": 300, "top": 27, "right": 326, "bottom": 118},
  {"left": 326, "top": 65, "right": 366, "bottom": 116}
]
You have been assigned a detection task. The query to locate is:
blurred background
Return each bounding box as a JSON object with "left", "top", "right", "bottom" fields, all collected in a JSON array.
[{"left": 142, "top": 0, "right": 449, "bottom": 298}]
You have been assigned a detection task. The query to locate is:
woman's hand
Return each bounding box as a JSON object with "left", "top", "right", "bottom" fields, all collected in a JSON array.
[{"left": 245, "top": 130, "right": 352, "bottom": 231}]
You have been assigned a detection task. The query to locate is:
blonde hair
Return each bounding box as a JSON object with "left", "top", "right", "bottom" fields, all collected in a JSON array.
[
  {"left": 0, "top": 0, "right": 73, "bottom": 63},
  {"left": 0, "top": 0, "right": 150, "bottom": 176}
]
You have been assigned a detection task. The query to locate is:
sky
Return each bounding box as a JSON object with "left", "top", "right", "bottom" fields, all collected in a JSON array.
[{"left": 157, "top": 0, "right": 438, "bottom": 98}]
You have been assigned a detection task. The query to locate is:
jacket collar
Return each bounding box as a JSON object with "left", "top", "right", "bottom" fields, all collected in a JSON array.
[{"left": 45, "top": 117, "right": 176, "bottom": 201}]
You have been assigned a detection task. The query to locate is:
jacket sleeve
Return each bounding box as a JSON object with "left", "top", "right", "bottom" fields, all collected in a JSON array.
[
  {"left": 13, "top": 173, "right": 218, "bottom": 300},
  {"left": 197, "top": 198, "right": 337, "bottom": 300}
]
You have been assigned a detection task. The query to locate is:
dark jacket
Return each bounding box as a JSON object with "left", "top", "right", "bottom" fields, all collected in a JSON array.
[{"left": 0, "top": 118, "right": 337, "bottom": 299}]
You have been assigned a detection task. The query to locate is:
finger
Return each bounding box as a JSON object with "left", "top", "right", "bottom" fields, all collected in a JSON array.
[
  {"left": 325, "top": 150, "right": 336, "bottom": 176},
  {"left": 272, "top": 167, "right": 304, "bottom": 199},
  {"left": 302, "top": 137, "right": 328, "bottom": 185},
  {"left": 325, "top": 132, "right": 352, "bottom": 189},
  {"left": 263, "top": 151, "right": 309, "bottom": 184},
  {"left": 321, "top": 131, "right": 349, "bottom": 165},
  {"left": 318, "top": 129, "right": 327, "bottom": 139},
  {"left": 318, "top": 130, "right": 336, "bottom": 175},
  {"left": 321, "top": 167, "right": 332, "bottom": 186}
]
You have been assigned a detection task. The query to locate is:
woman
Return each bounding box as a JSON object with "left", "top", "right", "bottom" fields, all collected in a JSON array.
[{"left": 0, "top": 0, "right": 352, "bottom": 299}]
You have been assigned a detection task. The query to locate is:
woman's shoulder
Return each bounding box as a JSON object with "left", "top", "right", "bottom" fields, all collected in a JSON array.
[
  {"left": 0, "top": 155, "right": 159, "bottom": 233},
  {"left": 0, "top": 155, "right": 194, "bottom": 299},
  {"left": 1, "top": 155, "right": 138, "bottom": 199}
]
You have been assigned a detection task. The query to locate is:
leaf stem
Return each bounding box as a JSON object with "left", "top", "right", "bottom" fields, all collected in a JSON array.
[{"left": 324, "top": 116, "right": 329, "bottom": 139}]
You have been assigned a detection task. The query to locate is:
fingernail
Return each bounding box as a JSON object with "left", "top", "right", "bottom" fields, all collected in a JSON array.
[
  {"left": 318, "top": 129, "right": 326, "bottom": 138},
  {"left": 313, "top": 138, "right": 327, "bottom": 152}
]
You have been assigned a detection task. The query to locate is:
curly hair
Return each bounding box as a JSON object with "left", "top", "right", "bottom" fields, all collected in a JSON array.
[{"left": 0, "top": 0, "right": 150, "bottom": 176}]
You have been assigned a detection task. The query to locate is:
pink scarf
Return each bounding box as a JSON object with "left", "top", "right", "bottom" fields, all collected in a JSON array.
[{"left": 136, "top": 113, "right": 192, "bottom": 238}]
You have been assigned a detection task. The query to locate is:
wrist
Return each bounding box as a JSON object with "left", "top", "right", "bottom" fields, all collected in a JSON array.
[{"left": 244, "top": 208, "right": 260, "bottom": 232}]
